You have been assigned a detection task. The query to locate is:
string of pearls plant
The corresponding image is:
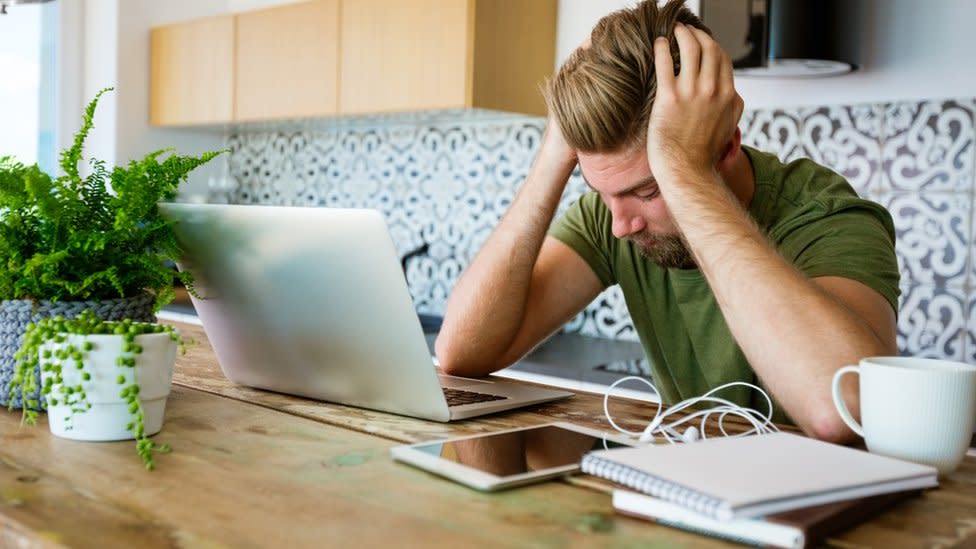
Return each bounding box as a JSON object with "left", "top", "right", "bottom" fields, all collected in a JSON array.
[{"left": 7, "top": 310, "right": 185, "bottom": 470}]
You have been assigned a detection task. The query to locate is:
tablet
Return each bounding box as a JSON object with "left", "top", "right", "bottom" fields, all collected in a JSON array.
[{"left": 390, "top": 422, "right": 638, "bottom": 491}]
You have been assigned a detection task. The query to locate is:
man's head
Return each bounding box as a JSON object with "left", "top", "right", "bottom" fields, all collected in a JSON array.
[
  {"left": 545, "top": 0, "right": 708, "bottom": 154},
  {"left": 544, "top": 0, "right": 725, "bottom": 269}
]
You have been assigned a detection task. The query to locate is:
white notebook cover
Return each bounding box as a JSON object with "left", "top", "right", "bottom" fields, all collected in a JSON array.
[
  {"left": 614, "top": 490, "right": 805, "bottom": 548},
  {"left": 583, "top": 432, "right": 938, "bottom": 520}
]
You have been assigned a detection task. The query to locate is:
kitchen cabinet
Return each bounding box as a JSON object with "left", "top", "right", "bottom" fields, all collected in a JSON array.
[
  {"left": 235, "top": 0, "right": 340, "bottom": 121},
  {"left": 149, "top": 0, "right": 556, "bottom": 126},
  {"left": 150, "top": 15, "right": 234, "bottom": 126},
  {"left": 339, "top": 0, "right": 557, "bottom": 116}
]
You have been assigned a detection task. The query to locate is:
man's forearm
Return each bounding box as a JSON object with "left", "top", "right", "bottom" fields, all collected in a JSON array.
[
  {"left": 663, "top": 166, "right": 892, "bottom": 441},
  {"left": 645, "top": 26, "right": 892, "bottom": 441},
  {"left": 435, "top": 150, "right": 576, "bottom": 374}
]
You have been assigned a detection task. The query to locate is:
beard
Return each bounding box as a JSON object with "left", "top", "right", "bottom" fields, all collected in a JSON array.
[{"left": 629, "top": 231, "right": 696, "bottom": 269}]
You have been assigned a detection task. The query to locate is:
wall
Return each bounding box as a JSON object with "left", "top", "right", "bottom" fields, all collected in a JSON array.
[
  {"left": 57, "top": 0, "right": 301, "bottom": 193},
  {"left": 57, "top": 0, "right": 976, "bottom": 364},
  {"left": 57, "top": 0, "right": 85, "bottom": 168},
  {"left": 61, "top": 0, "right": 976, "bottom": 184},
  {"left": 556, "top": 0, "right": 976, "bottom": 109},
  {"left": 219, "top": 96, "right": 976, "bottom": 365}
]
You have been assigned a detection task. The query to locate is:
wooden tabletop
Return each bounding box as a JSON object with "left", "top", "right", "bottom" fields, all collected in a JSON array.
[{"left": 1, "top": 321, "right": 974, "bottom": 548}]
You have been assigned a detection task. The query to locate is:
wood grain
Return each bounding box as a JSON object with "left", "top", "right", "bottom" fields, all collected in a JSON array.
[
  {"left": 149, "top": 15, "right": 235, "bottom": 126},
  {"left": 339, "top": 0, "right": 471, "bottom": 114},
  {"left": 472, "top": 0, "right": 557, "bottom": 116},
  {"left": 166, "top": 321, "right": 789, "bottom": 444},
  {"left": 1, "top": 386, "right": 783, "bottom": 548},
  {"left": 338, "top": 0, "right": 557, "bottom": 115},
  {"left": 235, "top": 0, "right": 340, "bottom": 121},
  {"left": 2, "top": 319, "right": 970, "bottom": 547}
]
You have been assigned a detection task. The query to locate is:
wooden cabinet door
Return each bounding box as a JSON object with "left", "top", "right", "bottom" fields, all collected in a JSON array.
[
  {"left": 470, "top": 0, "right": 556, "bottom": 116},
  {"left": 150, "top": 15, "right": 235, "bottom": 126},
  {"left": 235, "top": 0, "right": 340, "bottom": 121},
  {"left": 339, "top": 0, "right": 471, "bottom": 114}
]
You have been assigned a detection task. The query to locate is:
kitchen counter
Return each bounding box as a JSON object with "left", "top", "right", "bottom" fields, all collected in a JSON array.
[
  {"left": 162, "top": 286, "right": 657, "bottom": 400},
  {"left": 1, "top": 320, "right": 973, "bottom": 547}
]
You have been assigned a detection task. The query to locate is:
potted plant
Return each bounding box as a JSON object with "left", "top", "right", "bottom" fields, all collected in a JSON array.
[
  {"left": 0, "top": 87, "right": 223, "bottom": 469},
  {"left": 11, "top": 311, "right": 182, "bottom": 469}
]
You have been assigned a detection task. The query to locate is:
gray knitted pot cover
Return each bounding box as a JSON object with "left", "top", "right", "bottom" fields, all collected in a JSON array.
[{"left": 0, "top": 294, "right": 156, "bottom": 410}]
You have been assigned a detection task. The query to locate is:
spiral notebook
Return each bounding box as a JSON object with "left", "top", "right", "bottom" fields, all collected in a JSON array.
[
  {"left": 613, "top": 489, "right": 920, "bottom": 549},
  {"left": 581, "top": 432, "right": 938, "bottom": 521}
]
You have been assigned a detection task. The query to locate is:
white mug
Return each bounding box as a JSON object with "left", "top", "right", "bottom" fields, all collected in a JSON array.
[{"left": 832, "top": 356, "right": 976, "bottom": 476}]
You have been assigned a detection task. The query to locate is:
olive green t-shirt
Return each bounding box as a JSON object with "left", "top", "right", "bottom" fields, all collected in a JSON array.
[{"left": 549, "top": 147, "right": 899, "bottom": 421}]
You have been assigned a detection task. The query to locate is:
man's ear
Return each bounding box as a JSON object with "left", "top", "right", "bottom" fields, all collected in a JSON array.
[{"left": 716, "top": 127, "right": 742, "bottom": 171}]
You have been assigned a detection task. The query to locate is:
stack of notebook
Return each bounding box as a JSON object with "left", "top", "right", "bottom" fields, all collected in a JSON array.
[{"left": 581, "top": 432, "right": 938, "bottom": 548}]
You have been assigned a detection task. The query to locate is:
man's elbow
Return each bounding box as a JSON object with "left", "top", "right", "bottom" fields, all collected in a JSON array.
[
  {"left": 434, "top": 333, "right": 464, "bottom": 375},
  {"left": 801, "top": 409, "right": 859, "bottom": 445},
  {"left": 437, "top": 357, "right": 502, "bottom": 378},
  {"left": 434, "top": 333, "right": 498, "bottom": 378},
  {"left": 437, "top": 347, "right": 476, "bottom": 377}
]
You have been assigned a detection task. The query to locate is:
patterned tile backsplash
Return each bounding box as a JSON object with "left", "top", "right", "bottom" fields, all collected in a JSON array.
[{"left": 220, "top": 97, "right": 976, "bottom": 363}]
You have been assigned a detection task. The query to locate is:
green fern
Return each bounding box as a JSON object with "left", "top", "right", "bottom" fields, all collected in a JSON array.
[{"left": 0, "top": 87, "right": 224, "bottom": 309}]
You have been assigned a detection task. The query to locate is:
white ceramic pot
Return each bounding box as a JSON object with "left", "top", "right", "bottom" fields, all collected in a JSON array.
[{"left": 39, "top": 331, "right": 177, "bottom": 441}]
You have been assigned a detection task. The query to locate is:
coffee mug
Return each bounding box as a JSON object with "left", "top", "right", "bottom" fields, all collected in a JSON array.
[{"left": 832, "top": 356, "right": 976, "bottom": 476}]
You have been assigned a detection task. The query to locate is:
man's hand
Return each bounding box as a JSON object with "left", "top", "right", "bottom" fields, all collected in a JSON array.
[
  {"left": 435, "top": 109, "right": 599, "bottom": 377},
  {"left": 647, "top": 24, "right": 743, "bottom": 182},
  {"left": 538, "top": 113, "right": 578, "bottom": 176},
  {"left": 639, "top": 26, "right": 894, "bottom": 445}
]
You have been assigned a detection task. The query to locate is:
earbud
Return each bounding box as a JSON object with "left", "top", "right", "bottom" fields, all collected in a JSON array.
[
  {"left": 639, "top": 417, "right": 662, "bottom": 443},
  {"left": 602, "top": 376, "right": 780, "bottom": 448}
]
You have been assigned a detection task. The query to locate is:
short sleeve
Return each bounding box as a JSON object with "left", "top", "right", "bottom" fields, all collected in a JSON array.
[
  {"left": 776, "top": 203, "right": 900, "bottom": 314},
  {"left": 548, "top": 192, "right": 616, "bottom": 288}
]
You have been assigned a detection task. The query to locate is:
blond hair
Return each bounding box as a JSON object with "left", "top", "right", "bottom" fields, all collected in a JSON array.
[{"left": 545, "top": 0, "right": 709, "bottom": 153}]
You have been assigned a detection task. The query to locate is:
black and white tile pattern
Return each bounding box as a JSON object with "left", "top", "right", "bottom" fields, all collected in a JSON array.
[
  {"left": 223, "top": 97, "right": 976, "bottom": 363},
  {"left": 224, "top": 116, "right": 635, "bottom": 341},
  {"left": 881, "top": 99, "right": 974, "bottom": 193},
  {"left": 799, "top": 104, "right": 882, "bottom": 197}
]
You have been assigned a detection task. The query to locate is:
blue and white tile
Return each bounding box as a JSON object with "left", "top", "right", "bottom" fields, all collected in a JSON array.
[
  {"left": 219, "top": 99, "right": 976, "bottom": 349},
  {"left": 798, "top": 103, "right": 882, "bottom": 197},
  {"left": 878, "top": 191, "right": 970, "bottom": 288},
  {"left": 968, "top": 191, "right": 976, "bottom": 292},
  {"left": 739, "top": 107, "right": 806, "bottom": 163},
  {"left": 569, "top": 286, "right": 637, "bottom": 341},
  {"left": 881, "top": 98, "right": 975, "bottom": 192},
  {"left": 965, "top": 294, "right": 976, "bottom": 365},
  {"left": 898, "top": 283, "right": 966, "bottom": 360}
]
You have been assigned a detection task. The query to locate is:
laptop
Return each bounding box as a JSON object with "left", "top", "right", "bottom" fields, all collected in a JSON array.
[{"left": 158, "top": 203, "right": 573, "bottom": 422}]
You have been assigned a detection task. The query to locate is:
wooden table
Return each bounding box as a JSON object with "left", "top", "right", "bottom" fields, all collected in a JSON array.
[{"left": 1, "top": 322, "right": 974, "bottom": 548}]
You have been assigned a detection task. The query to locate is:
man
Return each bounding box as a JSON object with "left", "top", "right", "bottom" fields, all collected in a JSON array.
[{"left": 435, "top": 0, "right": 898, "bottom": 443}]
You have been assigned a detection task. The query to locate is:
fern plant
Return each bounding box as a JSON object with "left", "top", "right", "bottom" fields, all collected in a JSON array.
[
  {"left": 0, "top": 87, "right": 224, "bottom": 309},
  {"left": 1, "top": 87, "right": 222, "bottom": 470}
]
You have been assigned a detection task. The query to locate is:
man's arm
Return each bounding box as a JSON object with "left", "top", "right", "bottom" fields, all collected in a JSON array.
[
  {"left": 647, "top": 25, "right": 896, "bottom": 443},
  {"left": 435, "top": 123, "right": 605, "bottom": 377}
]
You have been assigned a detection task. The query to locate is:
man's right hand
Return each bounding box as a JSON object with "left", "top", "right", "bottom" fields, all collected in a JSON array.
[
  {"left": 539, "top": 114, "right": 578, "bottom": 172},
  {"left": 435, "top": 113, "right": 600, "bottom": 377}
]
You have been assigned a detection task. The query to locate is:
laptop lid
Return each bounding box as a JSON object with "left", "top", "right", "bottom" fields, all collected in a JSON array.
[{"left": 160, "top": 203, "right": 457, "bottom": 421}]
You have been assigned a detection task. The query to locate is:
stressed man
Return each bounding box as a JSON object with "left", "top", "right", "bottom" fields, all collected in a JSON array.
[{"left": 435, "top": 0, "right": 898, "bottom": 443}]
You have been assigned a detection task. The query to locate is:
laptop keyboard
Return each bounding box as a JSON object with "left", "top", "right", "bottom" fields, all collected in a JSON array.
[{"left": 442, "top": 387, "right": 509, "bottom": 407}]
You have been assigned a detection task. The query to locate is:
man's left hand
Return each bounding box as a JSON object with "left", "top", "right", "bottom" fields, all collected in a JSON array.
[{"left": 647, "top": 23, "right": 743, "bottom": 184}]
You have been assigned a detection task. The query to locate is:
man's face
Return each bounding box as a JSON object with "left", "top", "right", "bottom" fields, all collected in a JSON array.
[{"left": 577, "top": 146, "right": 695, "bottom": 269}]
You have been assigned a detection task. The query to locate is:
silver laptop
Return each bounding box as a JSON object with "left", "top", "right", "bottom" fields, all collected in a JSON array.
[{"left": 159, "top": 203, "right": 572, "bottom": 421}]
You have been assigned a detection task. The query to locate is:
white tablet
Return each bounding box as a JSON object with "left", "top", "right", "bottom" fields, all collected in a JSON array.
[{"left": 390, "top": 422, "right": 638, "bottom": 491}]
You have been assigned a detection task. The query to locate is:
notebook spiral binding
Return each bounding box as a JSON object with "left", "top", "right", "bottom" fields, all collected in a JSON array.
[{"left": 581, "top": 454, "right": 732, "bottom": 520}]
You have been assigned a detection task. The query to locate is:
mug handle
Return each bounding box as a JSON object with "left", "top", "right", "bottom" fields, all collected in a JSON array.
[{"left": 831, "top": 366, "right": 864, "bottom": 437}]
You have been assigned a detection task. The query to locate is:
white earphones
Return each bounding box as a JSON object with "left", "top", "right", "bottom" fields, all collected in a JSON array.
[{"left": 603, "top": 377, "right": 780, "bottom": 446}]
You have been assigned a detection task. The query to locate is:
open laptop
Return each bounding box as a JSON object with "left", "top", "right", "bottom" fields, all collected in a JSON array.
[{"left": 158, "top": 203, "right": 572, "bottom": 421}]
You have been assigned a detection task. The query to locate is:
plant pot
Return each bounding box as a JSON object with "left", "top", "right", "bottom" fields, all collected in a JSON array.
[
  {"left": 40, "top": 331, "right": 177, "bottom": 441},
  {"left": 0, "top": 294, "right": 155, "bottom": 410}
]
